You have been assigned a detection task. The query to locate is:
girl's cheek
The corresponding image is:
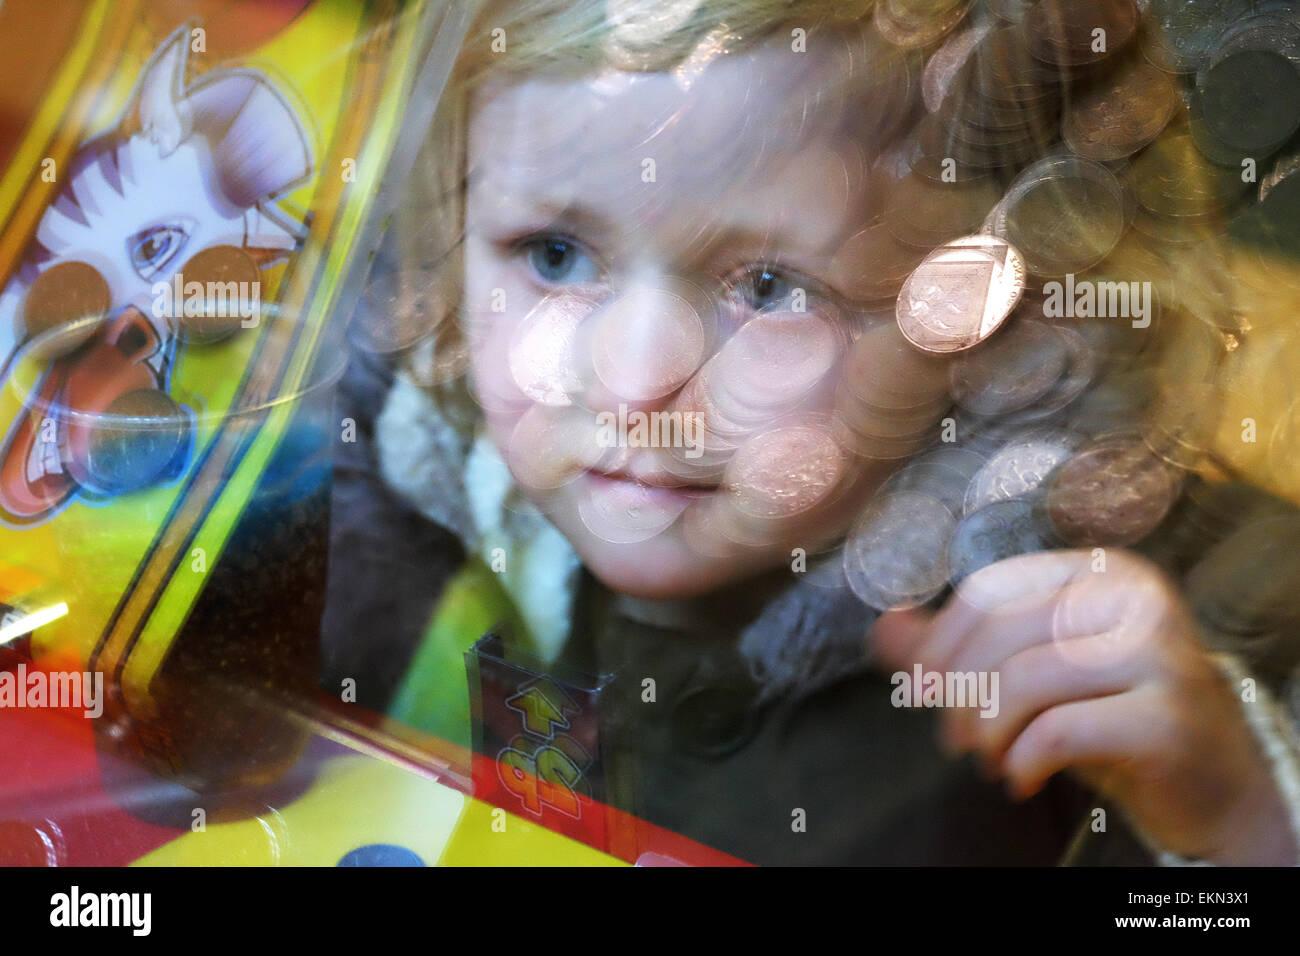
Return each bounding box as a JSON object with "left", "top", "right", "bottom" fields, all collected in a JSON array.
[{"left": 463, "top": 252, "right": 534, "bottom": 416}]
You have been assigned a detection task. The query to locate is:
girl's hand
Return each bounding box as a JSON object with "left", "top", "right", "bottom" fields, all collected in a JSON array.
[{"left": 870, "top": 549, "right": 1298, "bottom": 866}]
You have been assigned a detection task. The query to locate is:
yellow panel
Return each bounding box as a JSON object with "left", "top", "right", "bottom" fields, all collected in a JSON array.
[
  {"left": 437, "top": 800, "right": 628, "bottom": 868},
  {"left": 133, "top": 755, "right": 466, "bottom": 867}
]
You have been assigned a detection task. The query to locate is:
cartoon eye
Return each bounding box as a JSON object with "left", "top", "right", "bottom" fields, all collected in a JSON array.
[{"left": 127, "top": 222, "right": 192, "bottom": 281}]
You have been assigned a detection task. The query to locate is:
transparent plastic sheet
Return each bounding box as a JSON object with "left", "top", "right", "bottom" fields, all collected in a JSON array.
[
  {"left": 4, "top": 0, "right": 1300, "bottom": 871},
  {"left": 0, "top": 0, "right": 524, "bottom": 867}
]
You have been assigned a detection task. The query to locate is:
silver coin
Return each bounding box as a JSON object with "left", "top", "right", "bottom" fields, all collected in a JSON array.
[
  {"left": 882, "top": 445, "right": 989, "bottom": 515},
  {"left": 948, "top": 498, "right": 1056, "bottom": 586},
  {"left": 843, "top": 490, "right": 956, "bottom": 611},
  {"left": 950, "top": 320, "right": 1071, "bottom": 417},
  {"left": 965, "top": 429, "right": 1078, "bottom": 514},
  {"left": 987, "top": 326, "right": 1097, "bottom": 429}
]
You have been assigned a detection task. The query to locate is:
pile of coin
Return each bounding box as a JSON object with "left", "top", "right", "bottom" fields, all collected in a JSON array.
[
  {"left": 1188, "top": 7, "right": 1300, "bottom": 163},
  {"left": 831, "top": 0, "right": 1300, "bottom": 611},
  {"left": 833, "top": 318, "right": 953, "bottom": 461},
  {"left": 919, "top": 24, "right": 1063, "bottom": 172},
  {"left": 875, "top": 0, "right": 975, "bottom": 50}
]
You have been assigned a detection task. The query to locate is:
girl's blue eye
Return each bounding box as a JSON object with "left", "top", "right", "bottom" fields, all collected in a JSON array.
[
  {"left": 740, "top": 266, "right": 798, "bottom": 312},
  {"left": 525, "top": 237, "right": 599, "bottom": 285},
  {"left": 128, "top": 223, "right": 190, "bottom": 281}
]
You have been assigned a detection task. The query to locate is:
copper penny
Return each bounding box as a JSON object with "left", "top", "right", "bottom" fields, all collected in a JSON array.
[
  {"left": 176, "top": 245, "right": 261, "bottom": 343},
  {"left": 725, "top": 421, "right": 847, "bottom": 521},
  {"left": 1064, "top": 56, "right": 1181, "bottom": 161},
  {"left": 896, "top": 235, "right": 1026, "bottom": 354},
  {"left": 21, "top": 261, "right": 111, "bottom": 356},
  {"left": 1024, "top": 0, "right": 1140, "bottom": 67},
  {"left": 1046, "top": 437, "right": 1182, "bottom": 546}
]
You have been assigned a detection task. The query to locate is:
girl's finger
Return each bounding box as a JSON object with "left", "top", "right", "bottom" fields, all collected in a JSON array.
[
  {"left": 954, "top": 634, "right": 1146, "bottom": 760},
  {"left": 912, "top": 550, "right": 1092, "bottom": 670},
  {"left": 999, "top": 689, "right": 1167, "bottom": 800}
]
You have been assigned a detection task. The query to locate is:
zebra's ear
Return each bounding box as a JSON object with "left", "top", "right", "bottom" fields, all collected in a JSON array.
[{"left": 128, "top": 27, "right": 193, "bottom": 157}]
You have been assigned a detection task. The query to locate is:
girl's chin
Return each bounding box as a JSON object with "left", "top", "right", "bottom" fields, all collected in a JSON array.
[{"left": 560, "top": 520, "right": 771, "bottom": 600}]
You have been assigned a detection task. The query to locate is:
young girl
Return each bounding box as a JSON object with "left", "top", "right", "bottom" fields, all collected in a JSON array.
[{"left": 323, "top": 0, "right": 1300, "bottom": 865}]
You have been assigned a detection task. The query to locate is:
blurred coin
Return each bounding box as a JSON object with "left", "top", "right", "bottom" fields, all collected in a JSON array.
[
  {"left": 726, "top": 422, "right": 847, "bottom": 521},
  {"left": 969, "top": 26, "right": 1061, "bottom": 103},
  {"left": 950, "top": 320, "right": 1070, "bottom": 417},
  {"left": 1024, "top": 0, "right": 1140, "bottom": 67},
  {"left": 830, "top": 221, "right": 928, "bottom": 302},
  {"left": 1131, "top": 129, "right": 1250, "bottom": 218},
  {"left": 997, "top": 156, "right": 1127, "bottom": 277},
  {"left": 1194, "top": 18, "right": 1300, "bottom": 153},
  {"left": 948, "top": 498, "right": 1056, "bottom": 585},
  {"left": 896, "top": 235, "right": 1027, "bottom": 354},
  {"left": 506, "top": 405, "right": 602, "bottom": 491},
  {"left": 1063, "top": 55, "right": 1181, "bottom": 161},
  {"left": 709, "top": 312, "right": 841, "bottom": 421},
  {"left": 875, "top": 0, "right": 972, "bottom": 50},
  {"left": 590, "top": 286, "right": 706, "bottom": 402},
  {"left": 1131, "top": 206, "right": 1223, "bottom": 247},
  {"left": 903, "top": 138, "right": 993, "bottom": 185},
  {"left": 832, "top": 413, "right": 942, "bottom": 461},
  {"left": 81, "top": 389, "right": 191, "bottom": 496},
  {"left": 836, "top": 384, "right": 949, "bottom": 439},
  {"left": 882, "top": 444, "right": 989, "bottom": 515},
  {"left": 1069, "top": 370, "right": 1160, "bottom": 435},
  {"left": 176, "top": 245, "right": 261, "bottom": 343},
  {"left": 923, "top": 20, "right": 991, "bottom": 112},
  {"left": 21, "top": 261, "right": 111, "bottom": 357},
  {"left": 1184, "top": 94, "right": 1265, "bottom": 169},
  {"left": 843, "top": 490, "right": 955, "bottom": 610},
  {"left": 508, "top": 292, "right": 593, "bottom": 407},
  {"left": 1143, "top": 381, "right": 1221, "bottom": 470},
  {"left": 965, "top": 428, "right": 1077, "bottom": 513},
  {"left": 1142, "top": 0, "right": 1238, "bottom": 74},
  {"left": 884, "top": 172, "right": 1004, "bottom": 250},
  {"left": 992, "top": 326, "right": 1097, "bottom": 426},
  {"left": 843, "top": 314, "right": 952, "bottom": 409},
  {"left": 1045, "top": 436, "right": 1183, "bottom": 546}
]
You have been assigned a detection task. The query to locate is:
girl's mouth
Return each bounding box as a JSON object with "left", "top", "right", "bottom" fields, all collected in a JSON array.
[{"left": 583, "top": 467, "right": 717, "bottom": 506}]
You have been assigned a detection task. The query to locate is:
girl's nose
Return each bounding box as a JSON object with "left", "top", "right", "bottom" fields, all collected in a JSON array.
[{"left": 577, "top": 281, "right": 710, "bottom": 415}]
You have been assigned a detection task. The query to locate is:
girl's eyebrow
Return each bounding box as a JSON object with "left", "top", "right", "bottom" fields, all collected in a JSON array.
[{"left": 507, "top": 198, "right": 619, "bottom": 239}]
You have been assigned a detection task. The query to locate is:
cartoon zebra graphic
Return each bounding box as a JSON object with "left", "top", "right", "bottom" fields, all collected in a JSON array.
[{"left": 0, "top": 26, "right": 314, "bottom": 526}]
